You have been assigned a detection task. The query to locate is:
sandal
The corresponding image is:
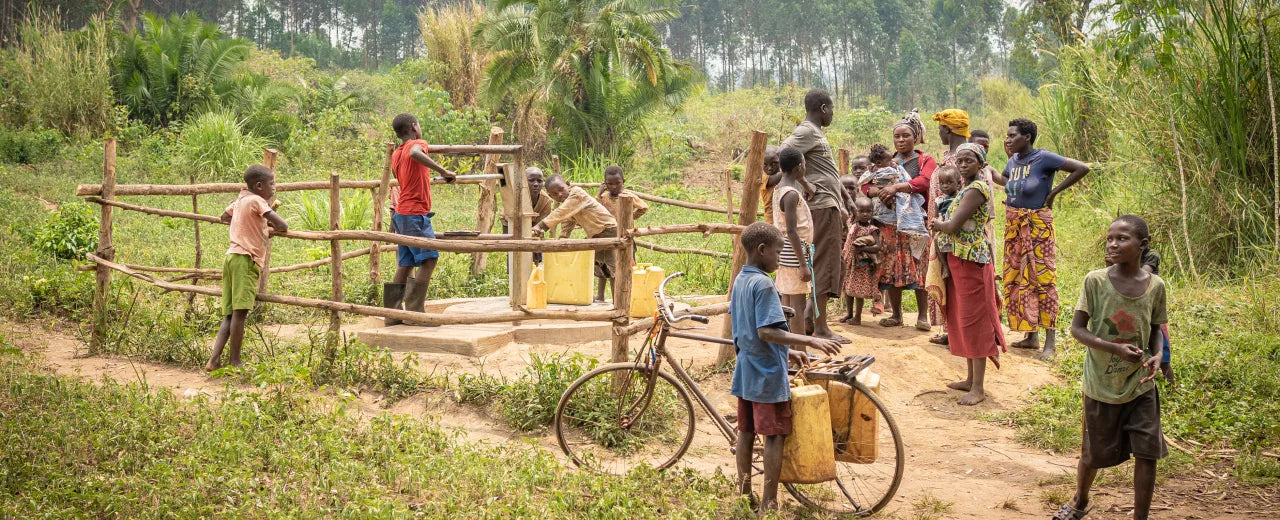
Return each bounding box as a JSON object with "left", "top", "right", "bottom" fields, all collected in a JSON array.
[
  {"left": 915, "top": 319, "right": 931, "bottom": 331},
  {"left": 1051, "top": 502, "right": 1092, "bottom": 520},
  {"left": 878, "top": 317, "right": 902, "bottom": 327},
  {"left": 928, "top": 333, "right": 949, "bottom": 345}
]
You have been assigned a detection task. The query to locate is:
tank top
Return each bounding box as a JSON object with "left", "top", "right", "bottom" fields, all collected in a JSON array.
[{"left": 772, "top": 185, "right": 813, "bottom": 268}]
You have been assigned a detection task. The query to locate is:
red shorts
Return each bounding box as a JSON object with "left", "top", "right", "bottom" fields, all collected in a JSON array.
[{"left": 736, "top": 397, "right": 793, "bottom": 436}]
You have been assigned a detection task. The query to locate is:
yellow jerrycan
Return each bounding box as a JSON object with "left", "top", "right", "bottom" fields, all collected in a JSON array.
[
  {"left": 779, "top": 384, "right": 838, "bottom": 483},
  {"left": 526, "top": 264, "right": 548, "bottom": 309},
  {"left": 629, "top": 263, "right": 665, "bottom": 318},
  {"left": 818, "top": 369, "right": 881, "bottom": 463},
  {"left": 543, "top": 250, "right": 594, "bottom": 305}
]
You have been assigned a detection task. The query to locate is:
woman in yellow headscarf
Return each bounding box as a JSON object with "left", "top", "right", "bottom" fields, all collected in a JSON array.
[{"left": 923, "top": 108, "right": 976, "bottom": 344}]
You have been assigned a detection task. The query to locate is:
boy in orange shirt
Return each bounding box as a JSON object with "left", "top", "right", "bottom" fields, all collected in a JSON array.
[
  {"left": 383, "top": 113, "right": 457, "bottom": 325},
  {"left": 206, "top": 165, "right": 288, "bottom": 371}
]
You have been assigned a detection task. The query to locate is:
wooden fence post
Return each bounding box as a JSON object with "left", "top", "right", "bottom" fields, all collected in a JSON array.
[
  {"left": 186, "top": 172, "right": 202, "bottom": 310},
  {"left": 371, "top": 142, "right": 395, "bottom": 286},
  {"left": 551, "top": 155, "right": 562, "bottom": 177},
  {"left": 90, "top": 139, "right": 116, "bottom": 353},
  {"left": 471, "top": 127, "right": 505, "bottom": 275},
  {"left": 509, "top": 150, "right": 533, "bottom": 310},
  {"left": 724, "top": 168, "right": 734, "bottom": 224},
  {"left": 256, "top": 148, "right": 279, "bottom": 296},
  {"left": 717, "top": 130, "right": 768, "bottom": 363},
  {"left": 611, "top": 195, "right": 635, "bottom": 363},
  {"left": 329, "top": 173, "right": 343, "bottom": 347},
  {"left": 838, "top": 148, "right": 850, "bottom": 177}
]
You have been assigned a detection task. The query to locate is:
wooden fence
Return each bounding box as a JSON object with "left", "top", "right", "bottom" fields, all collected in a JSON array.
[{"left": 78, "top": 129, "right": 791, "bottom": 364}]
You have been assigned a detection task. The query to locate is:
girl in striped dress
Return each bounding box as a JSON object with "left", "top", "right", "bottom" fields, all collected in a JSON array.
[{"left": 772, "top": 147, "right": 815, "bottom": 338}]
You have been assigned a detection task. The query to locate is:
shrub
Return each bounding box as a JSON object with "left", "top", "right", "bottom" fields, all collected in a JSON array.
[
  {"left": 31, "top": 203, "right": 98, "bottom": 261},
  {"left": 0, "top": 12, "right": 115, "bottom": 136},
  {"left": 175, "top": 111, "right": 266, "bottom": 182},
  {"left": 0, "top": 128, "right": 62, "bottom": 164},
  {"left": 454, "top": 353, "right": 598, "bottom": 431}
]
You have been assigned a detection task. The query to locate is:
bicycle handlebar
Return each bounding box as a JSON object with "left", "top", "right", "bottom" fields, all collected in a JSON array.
[{"left": 656, "top": 272, "right": 703, "bottom": 325}]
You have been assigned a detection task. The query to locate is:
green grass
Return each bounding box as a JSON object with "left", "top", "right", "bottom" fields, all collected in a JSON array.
[{"left": 0, "top": 350, "right": 748, "bottom": 519}]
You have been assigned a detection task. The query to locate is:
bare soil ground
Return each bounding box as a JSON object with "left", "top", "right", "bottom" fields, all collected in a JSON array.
[{"left": 5, "top": 317, "right": 1276, "bottom": 519}]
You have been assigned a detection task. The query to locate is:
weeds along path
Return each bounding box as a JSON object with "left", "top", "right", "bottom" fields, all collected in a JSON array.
[{"left": 8, "top": 318, "right": 1275, "bottom": 519}]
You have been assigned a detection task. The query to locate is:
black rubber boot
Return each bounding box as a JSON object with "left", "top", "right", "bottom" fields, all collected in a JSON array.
[
  {"left": 402, "top": 279, "right": 434, "bottom": 326},
  {"left": 382, "top": 283, "right": 406, "bottom": 326}
]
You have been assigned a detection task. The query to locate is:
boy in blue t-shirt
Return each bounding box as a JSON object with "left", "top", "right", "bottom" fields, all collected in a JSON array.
[{"left": 731, "top": 222, "right": 841, "bottom": 512}]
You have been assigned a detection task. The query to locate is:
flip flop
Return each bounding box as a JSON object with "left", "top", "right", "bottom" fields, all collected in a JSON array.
[
  {"left": 1051, "top": 502, "right": 1092, "bottom": 520},
  {"left": 914, "top": 320, "right": 931, "bottom": 332},
  {"left": 878, "top": 317, "right": 902, "bottom": 327},
  {"left": 928, "top": 333, "right": 949, "bottom": 345}
]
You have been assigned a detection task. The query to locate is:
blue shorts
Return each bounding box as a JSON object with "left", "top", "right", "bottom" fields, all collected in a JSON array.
[{"left": 392, "top": 212, "right": 439, "bottom": 267}]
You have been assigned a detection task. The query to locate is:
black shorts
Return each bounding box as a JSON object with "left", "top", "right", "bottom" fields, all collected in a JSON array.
[{"left": 1081, "top": 388, "right": 1167, "bottom": 469}]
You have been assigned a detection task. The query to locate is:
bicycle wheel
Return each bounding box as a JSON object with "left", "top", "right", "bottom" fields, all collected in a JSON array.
[
  {"left": 785, "top": 379, "right": 905, "bottom": 516},
  {"left": 554, "top": 362, "right": 696, "bottom": 475}
]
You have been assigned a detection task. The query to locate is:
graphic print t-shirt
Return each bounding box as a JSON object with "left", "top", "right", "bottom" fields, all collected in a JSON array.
[
  {"left": 1075, "top": 268, "right": 1168, "bottom": 404},
  {"left": 1002, "top": 148, "right": 1066, "bottom": 209}
]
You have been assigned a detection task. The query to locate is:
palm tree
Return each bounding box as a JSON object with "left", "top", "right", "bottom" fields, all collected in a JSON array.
[
  {"left": 474, "top": 0, "right": 698, "bottom": 156},
  {"left": 113, "top": 12, "right": 252, "bottom": 127}
]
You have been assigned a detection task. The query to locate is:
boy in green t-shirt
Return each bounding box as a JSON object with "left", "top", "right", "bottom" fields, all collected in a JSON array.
[{"left": 1055, "top": 215, "right": 1167, "bottom": 520}]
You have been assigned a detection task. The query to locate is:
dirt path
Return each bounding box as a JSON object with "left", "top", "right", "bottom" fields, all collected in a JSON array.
[{"left": 5, "top": 318, "right": 1275, "bottom": 519}]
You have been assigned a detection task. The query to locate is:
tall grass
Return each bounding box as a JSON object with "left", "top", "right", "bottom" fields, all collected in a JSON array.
[
  {"left": 0, "top": 11, "right": 115, "bottom": 137},
  {"left": 1037, "top": 0, "right": 1278, "bottom": 275},
  {"left": 418, "top": 1, "right": 488, "bottom": 108}
]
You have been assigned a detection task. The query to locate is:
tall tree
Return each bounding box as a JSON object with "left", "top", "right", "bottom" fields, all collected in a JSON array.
[{"left": 475, "top": 0, "right": 698, "bottom": 155}]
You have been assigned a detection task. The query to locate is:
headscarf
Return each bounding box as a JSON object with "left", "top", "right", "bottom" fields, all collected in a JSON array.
[
  {"left": 894, "top": 109, "right": 925, "bottom": 145},
  {"left": 932, "top": 109, "right": 971, "bottom": 138},
  {"left": 956, "top": 142, "right": 987, "bottom": 165}
]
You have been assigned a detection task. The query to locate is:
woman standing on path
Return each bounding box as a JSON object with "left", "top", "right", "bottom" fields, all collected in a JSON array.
[
  {"left": 997, "top": 118, "right": 1091, "bottom": 360},
  {"left": 929, "top": 110, "right": 999, "bottom": 345},
  {"left": 866, "top": 110, "right": 936, "bottom": 330},
  {"left": 930, "top": 143, "right": 1007, "bottom": 405}
]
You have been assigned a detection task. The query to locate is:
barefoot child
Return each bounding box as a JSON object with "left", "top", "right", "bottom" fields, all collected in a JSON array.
[
  {"left": 382, "top": 114, "right": 457, "bottom": 325},
  {"left": 772, "top": 147, "right": 815, "bottom": 339},
  {"left": 532, "top": 175, "right": 619, "bottom": 302},
  {"left": 850, "top": 155, "right": 884, "bottom": 316},
  {"left": 840, "top": 198, "right": 880, "bottom": 325},
  {"left": 1057, "top": 215, "right": 1167, "bottom": 520},
  {"left": 732, "top": 221, "right": 842, "bottom": 513},
  {"left": 206, "top": 165, "right": 288, "bottom": 371}
]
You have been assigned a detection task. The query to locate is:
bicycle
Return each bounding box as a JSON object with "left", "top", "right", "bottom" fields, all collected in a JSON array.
[{"left": 553, "top": 272, "right": 905, "bottom": 516}]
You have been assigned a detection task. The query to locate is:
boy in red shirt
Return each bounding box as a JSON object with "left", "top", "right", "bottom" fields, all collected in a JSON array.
[{"left": 383, "top": 113, "right": 457, "bottom": 325}]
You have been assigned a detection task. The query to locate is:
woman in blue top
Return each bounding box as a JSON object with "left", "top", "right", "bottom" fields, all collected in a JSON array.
[{"left": 996, "top": 118, "right": 1091, "bottom": 361}]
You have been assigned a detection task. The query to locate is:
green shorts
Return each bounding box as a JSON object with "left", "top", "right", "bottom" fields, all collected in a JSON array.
[{"left": 221, "top": 254, "right": 261, "bottom": 316}]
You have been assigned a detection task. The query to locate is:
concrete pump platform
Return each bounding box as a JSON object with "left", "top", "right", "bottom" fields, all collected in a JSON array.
[{"left": 357, "top": 297, "right": 618, "bottom": 357}]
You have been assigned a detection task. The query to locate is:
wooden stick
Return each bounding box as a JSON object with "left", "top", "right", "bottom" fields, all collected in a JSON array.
[
  {"left": 423, "top": 144, "right": 523, "bottom": 155},
  {"left": 838, "top": 148, "right": 850, "bottom": 177},
  {"left": 186, "top": 173, "right": 201, "bottom": 309},
  {"left": 1261, "top": 6, "right": 1280, "bottom": 254},
  {"left": 615, "top": 302, "right": 731, "bottom": 337},
  {"left": 612, "top": 196, "right": 635, "bottom": 363},
  {"left": 718, "top": 130, "right": 768, "bottom": 360},
  {"left": 632, "top": 223, "right": 744, "bottom": 237},
  {"left": 76, "top": 175, "right": 504, "bottom": 197},
  {"left": 79, "top": 198, "right": 620, "bottom": 252},
  {"left": 328, "top": 173, "right": 343, "bottom": 346},
  {"left": 257, "top": 149, "right": 279, "bottom": 297},
  {"left": 87, "top": 253, "right": 620, "bottom": 326},
  {"left": 1169, "top": 111, "right": 1201, "bottom": 284},
  {"left": 569, "top": 183, "right": 764, "bottom": 217},
  {"left": 724, "top": 168, "right": 734, "bottom": 224},
  {"left": 551, "top": 155, "right": 562, "bottom": 177},
  {"left": 472, "top": 127, "right": 504, "bottom": 275},
  {"left": 371, "top": 142, "right": 395, "bottom": 287},
  {"left": 90, "top": 139, "right": 116, "bottom": 352},
  {"left": 77, "top": 245, "right": 403, "bottom": 278},
  {"left": 635, "top": 239, "right": 731, "bottom": 259}
]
